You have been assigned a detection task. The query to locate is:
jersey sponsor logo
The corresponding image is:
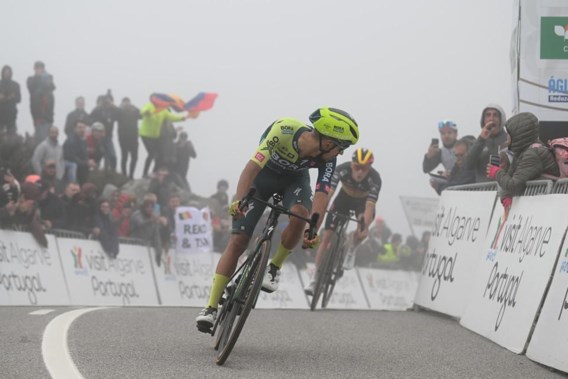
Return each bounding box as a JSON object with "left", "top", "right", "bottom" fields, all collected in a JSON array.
[
  {"left": 270, "top": 153, "right": 302, "bottom": 170},
  {"left": 280, "top": 125, "right": 294, "bottom": 135},
  {"left": 293, "top": 187, "right": 302, "bottom": 196},
  {"left": 255, "top": 152, "right": 265, "bottom": 162},
  {"left": 321, "top": 161, "right": 335, "bottom": 182}
]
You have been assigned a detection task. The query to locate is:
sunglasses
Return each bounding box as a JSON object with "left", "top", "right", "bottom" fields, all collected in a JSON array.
[{"left": 329, "top": 138, "right": 351, "bottom": 151}]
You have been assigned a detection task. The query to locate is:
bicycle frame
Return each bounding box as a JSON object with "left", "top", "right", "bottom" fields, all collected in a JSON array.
[{"left": 212, "top": 189, "right": 318, "bottom": 365}]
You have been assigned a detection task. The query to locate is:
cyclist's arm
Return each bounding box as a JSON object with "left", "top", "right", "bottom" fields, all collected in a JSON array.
[
  {"left": 311, "top": 191, "right": 328, "bottom": 230},
  {"left": 312, "top": 159, "right": 337, "bottom": 230},
  {"left": 362, "top": 200, "right": 376, "bottom": 231},
  {"left": 234, "top": 160, "right": 262, "bottom": 201}
]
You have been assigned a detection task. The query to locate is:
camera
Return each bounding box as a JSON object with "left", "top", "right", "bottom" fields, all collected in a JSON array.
[{"left": 431, "top": 138, "right": 439, "bottom": 146}]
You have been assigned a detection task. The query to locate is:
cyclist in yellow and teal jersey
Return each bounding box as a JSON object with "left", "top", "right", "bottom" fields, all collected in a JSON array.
[
  {"left": 196, "top": 107, "right": 359, "bottom": 332},
  {"left": 304, "top": 147, "right": 381, "bottom": 296}
]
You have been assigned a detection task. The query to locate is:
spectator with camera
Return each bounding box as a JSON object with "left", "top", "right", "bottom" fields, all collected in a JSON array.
[
  {"left": 465, "top": 104, "right": 508, "bottom": 183},
  {"left": 423, "top": 120, "right": 459, "bottom": 178}
]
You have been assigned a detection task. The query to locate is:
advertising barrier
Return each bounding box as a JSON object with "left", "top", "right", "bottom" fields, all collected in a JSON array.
[
  {"left": 414, "top": 190, "right": 497, "bottom": 318},
  {"left": 151, "top": 249, "right": 219, "bottom": 307},
  {"left": 300, "top": 264, "right": 369, "bottom": 309},
  {"left": 0, "top": 231, "right": 68, "bottom": 305},
  {"left": 358, "top": 268, "right": 419, "bottom": 310},
  {"left": 526, "top": 229, "right": 568, "bottom": 371},
  {"left": 57, "top": 238, "right": 159, "bottom": 306},
  {"left": 460, "top": 195, "right": 568, "bottom": 353}
]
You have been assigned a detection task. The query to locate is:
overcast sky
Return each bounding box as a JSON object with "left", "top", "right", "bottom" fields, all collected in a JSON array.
[{"left": 3, "top": 0, "right": 515, "bottom": 236}]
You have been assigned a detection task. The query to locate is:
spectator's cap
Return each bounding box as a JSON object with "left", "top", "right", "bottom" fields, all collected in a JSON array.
[
  {"left": 92, "top": 122, "right": 104, "bottom": 132},
  {"left": 438, "top": 120, "right": 457, "bottom": 131},
  {"left": 217, "top": 179, "right": 229, "bottom": 189},
  {"left": 34, "top": 61, "right": 45, "bottom": 69},
  {"left": 21, "top": 182, "right": 41, "bottom": 201}
]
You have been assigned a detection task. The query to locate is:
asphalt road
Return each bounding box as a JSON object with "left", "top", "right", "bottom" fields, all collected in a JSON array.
[{"left": 0, "top": 306, "right": 565, "bottom": 379}]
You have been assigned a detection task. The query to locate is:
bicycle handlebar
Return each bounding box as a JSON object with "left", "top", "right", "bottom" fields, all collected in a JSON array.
[
  {"left": 239, "top": 189, "right": 319, "bottom": 238},
  {"left": 326, "top": 210, "right": 365, "bottom": 232}
]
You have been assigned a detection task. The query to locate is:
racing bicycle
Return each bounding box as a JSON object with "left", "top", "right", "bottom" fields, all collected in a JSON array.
[
  {"left": 210, "top": 189, "right": 319, "bottom": 365},
  {"left": 309, "top": 210, "right": 363, "bottom": 311}
]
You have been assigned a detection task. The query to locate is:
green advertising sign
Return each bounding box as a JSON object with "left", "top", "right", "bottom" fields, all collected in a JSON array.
[{"left": 540, "top": 17, "right": 568, "bottom": 60}]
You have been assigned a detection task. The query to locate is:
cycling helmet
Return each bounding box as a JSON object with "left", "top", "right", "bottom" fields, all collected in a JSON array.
[
  {"left": 352, "top": 148, "right": 374, "bottom": 165},
  {"left": 309, "top": 107, "right": 359, "bottom": 147}
]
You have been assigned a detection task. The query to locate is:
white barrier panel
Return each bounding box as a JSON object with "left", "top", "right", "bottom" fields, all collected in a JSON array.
[
  {"left": 0, "top": 232, "right": 68, "bottom": 305},
  {"left": 255, "top": 263, "right": 309, "bottom": 309},
  {"left": 152, "top": 250, "right": 220, "bottom": 307},
  {"left": 414, "top": 190, "right": 496, "bottom": 318},
  {"left": 300, "top": 263, "right": 369, "bottom": 309},
  {"left": 358, "top": 268, "right": 419, "bottom": 310},
  {"left": 460, "top": 195, "right": 568, "bottom": 354},
  {"left": 526, "top": 229, "right": 568, "bottom": 372},
  {"left": 57, "top": 238, "right": 159, "bottom": 306}
]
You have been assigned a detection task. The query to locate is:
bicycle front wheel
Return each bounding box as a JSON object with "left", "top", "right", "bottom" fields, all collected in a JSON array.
[
  {"left": 321, "top": 238, "right": 346, "bottom": 309},
  {"left": 215, "top": 240, "right": 270, "bottom": 365},
  {"left": 310, "top": 234, "right": 338, "bottom": 311}
]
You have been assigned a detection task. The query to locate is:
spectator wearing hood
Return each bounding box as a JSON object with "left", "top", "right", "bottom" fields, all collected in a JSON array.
[
  {"left": 27, "top": 61, "right": 55, "bottom": 143},
  {"left": 0, "top": 65, "right": 21, "bottom": 135},
  {"left": 32, "top": 126, "right": 65, "bottom": 180},
  {"left": 93, "top": 199, "right": 119, "bottom": 259},
  {"left": 487, "top": 112, "right": 559, "bottom": 212},
  {"left": 130, "top": 193, "right": 168, "bottom": 265},
  {"left": 465, "top": 104, "right": 509, "bottom": 183}
]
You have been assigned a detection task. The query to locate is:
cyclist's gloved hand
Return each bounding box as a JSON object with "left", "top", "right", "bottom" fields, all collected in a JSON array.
[
  {"left": 229, "top": 200, "right": 244, "bottom": 218},
  {"left": 302, "top": 230, "right": 320, "bottom": 249}
]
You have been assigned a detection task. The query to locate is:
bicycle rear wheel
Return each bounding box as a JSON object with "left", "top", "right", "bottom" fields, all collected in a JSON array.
[
  {"left": 215, "top": 240, "right": 270, "bottom": 365},
  {"left": 310, "top": 234, "right": 338, "bottom": 311}
]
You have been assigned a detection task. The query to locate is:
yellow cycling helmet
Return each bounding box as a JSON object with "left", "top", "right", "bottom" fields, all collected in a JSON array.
[
  {"left": 309, "top": 107, "right": 359, "bottom": 147},
  {"left": 352, "top": 147, "right": 374, "bottom": 165}
]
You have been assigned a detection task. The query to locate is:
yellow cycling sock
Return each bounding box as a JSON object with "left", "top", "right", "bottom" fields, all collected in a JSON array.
[
  {"left": 207, "top": 273, "right": 230, "bottom": 309},
  {"left": 270, "top": 243, "right": 290, "bottom": 269}
]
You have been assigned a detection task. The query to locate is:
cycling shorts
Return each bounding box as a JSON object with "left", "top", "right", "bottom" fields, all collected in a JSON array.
[{"left": 232, "top": 167, "right": 313, "bottom": 236}]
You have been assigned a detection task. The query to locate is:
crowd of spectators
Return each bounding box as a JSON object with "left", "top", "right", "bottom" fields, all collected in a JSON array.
[
  {"left": 423, "top": 104, "right": 565, "bottom": 211},
  {"left": 0, "top": 60, "right": 227, "bottom": 264}
]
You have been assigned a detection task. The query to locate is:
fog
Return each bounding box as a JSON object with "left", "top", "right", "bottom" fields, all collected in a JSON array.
[{"left": 3, "top": 0, "right": 515, "bottom": 235}]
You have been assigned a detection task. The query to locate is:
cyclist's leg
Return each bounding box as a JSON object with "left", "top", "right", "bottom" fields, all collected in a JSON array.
[
  {"left": 270, "top": 172, "right": 312, "bottom": 269},
  {"left": 197, "top": 175, "right": 270, "bottom": 330}
]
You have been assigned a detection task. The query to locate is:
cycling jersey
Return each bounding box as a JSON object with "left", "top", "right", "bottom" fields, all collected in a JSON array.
[
  {"left": 252, "top": 118, "right": 336, "bottom": 194},
  {"left": 330, "top": 162, "right": 382, "bottom": 203}
]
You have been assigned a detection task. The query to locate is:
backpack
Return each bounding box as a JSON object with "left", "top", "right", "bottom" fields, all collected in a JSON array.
[{"left": 548, "top": 138, "right": 568, "bottom": 178}]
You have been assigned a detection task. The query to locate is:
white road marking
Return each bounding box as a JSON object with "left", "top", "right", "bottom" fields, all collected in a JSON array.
[
  {"left": 29, "top": 309, "right": 55, "bottom": 316},
  {"left": 42, "top": 307, "right": 107, "bottom": 379}
]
